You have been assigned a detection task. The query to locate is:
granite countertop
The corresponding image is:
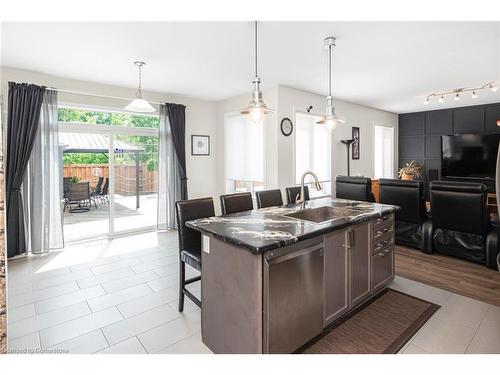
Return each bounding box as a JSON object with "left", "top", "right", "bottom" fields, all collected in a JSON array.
[{"left": 186, "top": 197, "right": 399, "bottom": 254}]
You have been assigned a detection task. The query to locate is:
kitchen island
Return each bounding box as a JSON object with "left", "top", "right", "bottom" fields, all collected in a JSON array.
[{"left": 186, "top": 197, "right": 398, "bottom": 354}]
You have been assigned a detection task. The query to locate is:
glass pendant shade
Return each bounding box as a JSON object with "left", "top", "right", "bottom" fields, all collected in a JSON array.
[
  {"left": 124, "top": 97, "right": 156, "bottom": 113},
  {"left": 124, "top": 61, "right": 156, "bottom": 113}
]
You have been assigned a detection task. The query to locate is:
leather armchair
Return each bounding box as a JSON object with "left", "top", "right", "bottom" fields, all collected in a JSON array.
[
  {"left": 335, "top": 176, "right": 376, "bottom": 202},
  {"left": 378, "top": 179, "right": 430, "bottom": 250},
  {"left": 426, "top": 181, "right": 500, "bottom": 270}
]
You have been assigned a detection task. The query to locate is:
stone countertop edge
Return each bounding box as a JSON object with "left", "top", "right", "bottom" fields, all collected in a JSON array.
[{"left": 186, "top": 200, "right": 399, "bottom": 254}]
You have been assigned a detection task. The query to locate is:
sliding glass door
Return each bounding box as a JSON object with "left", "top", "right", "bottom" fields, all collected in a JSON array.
[{"left": 59, "top": 107, "right": 159, "bottom": 243}]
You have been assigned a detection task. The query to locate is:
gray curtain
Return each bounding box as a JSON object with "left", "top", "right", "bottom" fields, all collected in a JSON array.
[
  {"left": 23, "top": 90, "right": 64, "bottom": 254},
  {"left": 6, "top": 82, "right": 46, "bottom": 258},
  {"left": 157, "top": 104, "right": 183, "bottom": 230},
  {"left": 165, "top": 103, "right": 188, "bottom": 200}
]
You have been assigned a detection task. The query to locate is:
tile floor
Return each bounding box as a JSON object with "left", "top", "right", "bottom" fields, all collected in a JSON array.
[{"left": 6, "top": 231, "right": 500, "bottom": 354}]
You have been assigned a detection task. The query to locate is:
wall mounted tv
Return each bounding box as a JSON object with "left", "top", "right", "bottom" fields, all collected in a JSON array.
[{"left": 441, "top": 134, "right": 500, "bottom": 180}]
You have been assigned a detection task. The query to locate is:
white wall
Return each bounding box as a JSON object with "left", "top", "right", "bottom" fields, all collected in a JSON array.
[
  {"left": 0, "top": 67, "right": 218, "bottom": 201},
  {"left": 276, "top": 86, "right": 399, "bottom": 190}
]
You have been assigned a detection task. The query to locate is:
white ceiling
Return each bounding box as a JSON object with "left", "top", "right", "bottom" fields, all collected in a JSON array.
[{"left": 2, "top": 21, "right": 500, "bottom": 113}]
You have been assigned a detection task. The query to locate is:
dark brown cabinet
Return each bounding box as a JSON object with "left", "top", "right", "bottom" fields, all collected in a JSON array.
[{"left": 324, "top": 222, "right": 371, "bottom": 326}]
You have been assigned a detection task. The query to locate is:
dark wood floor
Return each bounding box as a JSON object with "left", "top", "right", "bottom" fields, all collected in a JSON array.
[{"left": 395, "top": 246, "right": 500, "bottom": 307}]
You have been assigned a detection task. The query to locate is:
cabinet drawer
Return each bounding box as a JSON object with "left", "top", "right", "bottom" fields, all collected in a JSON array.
[
  {"left": 373, "top": 213, "right": 394, "bottom": 231},
  {"left": 372, "top": 220, "right": 394, "bottom": 241},
  {"left": 372, "top": 234, "right": 394, "bottom": 254},
  {"left": 372, "top": 247, "right": 394, "bottom": 292}
]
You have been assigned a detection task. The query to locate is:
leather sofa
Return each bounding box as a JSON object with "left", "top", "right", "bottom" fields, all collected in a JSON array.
[
  {"left": 378, "top": 179, "right": 430, "bottom": 250},
  {"left": 424, "top": 181, "right": 500, "bottom": 270},
  {"left": 335, "top": 176, "right": 376, "bottom": 202}
]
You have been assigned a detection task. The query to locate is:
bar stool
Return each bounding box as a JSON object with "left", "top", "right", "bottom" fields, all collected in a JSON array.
[
  {"left": 220, "top": 192, "right": 253, "bottom": 215},
  {"left": 255, "top": 189, "right": 283, "bottom": 209},
  {"left": 175, "top": 197, "right": 215, "bottom": 312},
  {"left": 286, "top": 186, "right": 310, "bottom": 204}
]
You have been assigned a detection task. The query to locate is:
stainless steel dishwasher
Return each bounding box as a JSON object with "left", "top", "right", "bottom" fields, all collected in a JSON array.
[{"left": 263, "top": 240, "right": 324, "bottom": 354}]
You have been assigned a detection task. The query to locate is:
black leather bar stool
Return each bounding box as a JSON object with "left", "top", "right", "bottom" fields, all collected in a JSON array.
[
  {"left": 335, "top": 176, "right": 376, "bottom": 202},
  {"left": 175, "top": 197, "right": 215, "bottom": 312},
  {"left": 255, "top": 189, "right": 283, "bottom": 209},
  {"left": 220, "top": 192, "right": 253, "bottom": 215},
  {"left": 285, "top": 186, "right": 309, "bottom": 204}
]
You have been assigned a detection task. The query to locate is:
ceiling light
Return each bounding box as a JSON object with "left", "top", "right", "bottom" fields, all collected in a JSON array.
[
  {"left": 317, "top": 37, "right": 345, "bottom": 130},
  {"left": 438, "top": 95, "right": 445, "bottom": 103},
  {"left": 124, "top": 61, "right": 156, "bottom": 113},
  {"left": 472, "top": 91, "right": 478, "bottom": 99},
  {"left": 454, "top": 93, "right": 460, "bottom": 101},
  {"left": 491, "top": 85, "right": 499, "bottom": 92},
  {"left": 241, "top": 21, "right": 273, "bottom": 124},
  {"left": 424, "top": 97, "right": 430, "bottom": 105}
]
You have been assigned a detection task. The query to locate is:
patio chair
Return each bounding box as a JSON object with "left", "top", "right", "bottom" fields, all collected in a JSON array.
[
  {"left": 64, "top": 181, "right": 91, "bottom": 213},
  {"left": 63, "top": 177, "right": 72, "bottom": 199},
  {"left": 90, "top": 176, "right": 104, "bottom": 208},
  {"left": 98, "top": 178, "right": 109, "bottom": 204}
]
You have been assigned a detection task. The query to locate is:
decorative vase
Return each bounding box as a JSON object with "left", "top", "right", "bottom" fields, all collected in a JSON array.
[{"left": 401, "top": 173, "right": 413, "bottom": 180}]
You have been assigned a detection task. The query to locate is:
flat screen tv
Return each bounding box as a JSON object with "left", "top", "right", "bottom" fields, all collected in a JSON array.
[{"left": 441, "top": 134, "right": 500, "bottom": 180}]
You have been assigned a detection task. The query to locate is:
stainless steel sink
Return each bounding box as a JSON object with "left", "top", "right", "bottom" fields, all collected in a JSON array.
[{"left": 284, "top": 206, "right": 347, "bottom": 224}]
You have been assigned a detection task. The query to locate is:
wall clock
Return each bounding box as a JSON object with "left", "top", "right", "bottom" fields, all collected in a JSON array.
[{"left": 280, "top": 117, "right": 293, "bottom": 136}]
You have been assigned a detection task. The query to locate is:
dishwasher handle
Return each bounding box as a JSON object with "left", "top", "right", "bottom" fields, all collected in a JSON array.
[{"left": 265, "top": 245, "right": 323, "bottom": 266}]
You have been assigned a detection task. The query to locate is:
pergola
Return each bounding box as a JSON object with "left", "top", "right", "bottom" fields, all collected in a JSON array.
[{"left": 59, "top": 132, "right": 144, "bottom": 209}]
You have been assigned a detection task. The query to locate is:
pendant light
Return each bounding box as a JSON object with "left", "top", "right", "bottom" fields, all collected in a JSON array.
[
  {"left": 124, "top": 61, "right": 156, "bottom": 113},
  {"left": 317, "top": 37, "right": 345, "bottom": 129},
  {"left": 241, "top": 21, "right": 273, "bottom": 124}
]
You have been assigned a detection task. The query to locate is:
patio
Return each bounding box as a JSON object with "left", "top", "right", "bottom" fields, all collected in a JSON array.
[{"left": 63, "top": 193, "right": 158, "bottom": 242}]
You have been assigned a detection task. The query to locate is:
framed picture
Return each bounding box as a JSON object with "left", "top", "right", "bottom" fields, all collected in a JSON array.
[
  {"left": 352, "top": 127, "right": 360, "bottom": 160},
  {"left": 191, "top": 135, "right": 210, "bottom": 156}
]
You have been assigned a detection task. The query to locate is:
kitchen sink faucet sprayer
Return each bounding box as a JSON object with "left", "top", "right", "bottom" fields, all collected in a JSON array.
[{"left": 296, "top": 171, "right": 322, "bottom": 210}]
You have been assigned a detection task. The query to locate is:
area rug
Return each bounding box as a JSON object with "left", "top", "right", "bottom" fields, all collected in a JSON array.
[{"left": 297, "top": 289, "right": 439, "bottom": 354}]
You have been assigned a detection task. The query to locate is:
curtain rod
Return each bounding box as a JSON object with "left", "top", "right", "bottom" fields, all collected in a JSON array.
[{"left": 46, "top": 87, "right": 163, "bottom": 106}]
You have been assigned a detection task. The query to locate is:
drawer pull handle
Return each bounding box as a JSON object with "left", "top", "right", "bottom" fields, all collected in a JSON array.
[{"left": 376, "top": 215, "right": 390, "bottom": 224}]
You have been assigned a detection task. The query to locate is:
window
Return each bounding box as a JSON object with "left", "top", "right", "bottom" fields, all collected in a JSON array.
[
  {"left": 224, "top": 113, "right": 264, "bottom": 194},
  {"left": 295, "top": 112, "right": 332, "bottom": 197},
  {"left": 374, "top": 125, "right": 394, "bottom": 179},
  {"left": 58, "top": 107, "right": 159, "bottom": 128}
]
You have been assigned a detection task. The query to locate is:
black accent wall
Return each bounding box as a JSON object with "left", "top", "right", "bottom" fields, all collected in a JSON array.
[{"left": 398, "top": 102, "right": 500, "bottom": 194}]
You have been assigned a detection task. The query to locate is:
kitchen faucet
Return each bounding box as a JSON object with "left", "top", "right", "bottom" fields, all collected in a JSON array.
[{"left": 296, "top": 171, "right": 322, "bottom": 210}]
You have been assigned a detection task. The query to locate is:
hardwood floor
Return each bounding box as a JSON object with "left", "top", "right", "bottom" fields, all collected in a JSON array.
[{"left": 395, "top": 246, "right": 500, "bottom": 307}]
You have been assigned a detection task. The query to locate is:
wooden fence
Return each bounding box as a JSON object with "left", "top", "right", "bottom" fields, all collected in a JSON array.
[{"left": 63, "top": 164, "right": 158, "bottom": 195}]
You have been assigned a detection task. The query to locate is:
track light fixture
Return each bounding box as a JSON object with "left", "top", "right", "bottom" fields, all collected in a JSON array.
[{"left": 424, "top": 81, "right": 498, "bottom": 106}]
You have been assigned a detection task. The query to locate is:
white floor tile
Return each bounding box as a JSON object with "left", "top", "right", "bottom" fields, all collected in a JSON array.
[
  {"left": 49, "top": 329, "right": 109, "bottom": 354},
  {"left": 117, "top": 286, "right": 178, "bottom": 318},
  {"left": 146, "top": 274, "right": 177, "bottom": 292},
  {"left": 159, "top": 333, "right": 212, "bottom": 354},
  {"left": 87, "top": 284, "right": 153, "bottom": 312},
  {"left": 433, "top": 294, "right": 490, "bottom": 329},
  {"left": 8, "top": 303, "right": 36, "bottom": 324},
  {"left": 138, "top": 310, "right": 201, "bottom": 353},
  {"left": 411, "top": 315, "right": 476, "bottom": 353},
  {"left": 401, "top": 343, "right": 429, "bottom": 354},
  {"left": 131, "top": 255, "right": 178, "bottom": 274},
  {"left": 39, "top": 307, "right": 123, "bottom": 348},
  {"left": 389, "top": 276, "right": 452, "bottom": 306},
  {"left": 102, "top": 304, "right": 179, "bottom": 345},
  {"left": 90, "top": 258, "right": 142, "bottom": 275},
  {"left": 9, "top": 301, "right": 91, "bottom": 340},
  {"left": 466, "top": 306, "right": 500, "bottom": 354},
  {"left": 32, "top": 268, "right": 93, "bottom": 291},
  {"left": 77, "top": 267, "right": 135, "bottom": 289},
  {"left": 7, "top": 332, "right": 41, "bottom": 353},
  {"left": 8, "top": 281, "right": 80, "bottom": 308},
  {"left": 35, "top": 285, "right": 105, "bottom": 314},
  {"left": 7, "top": 282, "right": 33, "bottom": 297},
  {"left": 97, "top": 337, "right": 146, "bottom": 354},
  {"left": 102, "top": 270, "right": 160, "bottom": 293}
]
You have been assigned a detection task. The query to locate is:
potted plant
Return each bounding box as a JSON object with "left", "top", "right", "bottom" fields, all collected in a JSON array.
[{"left": 398, "top": 160, "right": 423, "bottom": 180}]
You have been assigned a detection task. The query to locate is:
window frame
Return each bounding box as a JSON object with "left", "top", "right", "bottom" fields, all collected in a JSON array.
[{"left": 372, "top": 123, "right": 395, "bottom": 179}]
